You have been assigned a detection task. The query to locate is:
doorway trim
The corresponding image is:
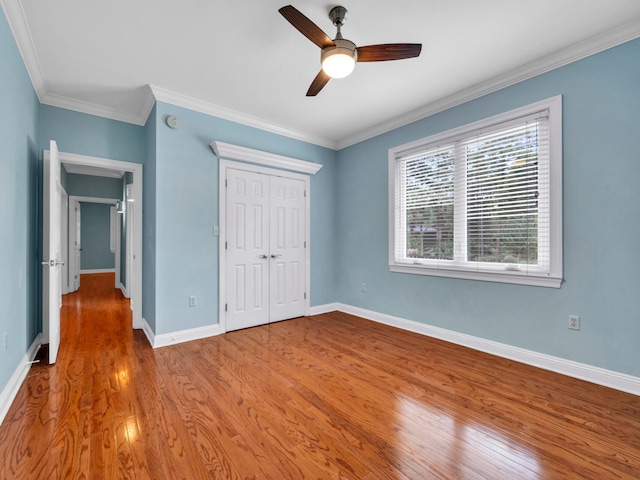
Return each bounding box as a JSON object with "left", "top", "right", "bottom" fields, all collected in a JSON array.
[
  {"left": 60, "top": 187, "right": 69, "bottom": 294},
  {"left": 57, "top": 151, "right": 143, "bottom": 329},
  {"left": 68, "top": 196, "right": 120, "bottom": 285},
  {"left": 214, "top": 142, "right": 322, "bottom": 334}
]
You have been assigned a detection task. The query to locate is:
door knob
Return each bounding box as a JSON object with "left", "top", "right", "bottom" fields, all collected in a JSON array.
[
  {"left": 258, "top": 254, "right": 269, "bottom": 259},
  {"left": 270, "top": 254, "right": 282, "bottom": 258}
]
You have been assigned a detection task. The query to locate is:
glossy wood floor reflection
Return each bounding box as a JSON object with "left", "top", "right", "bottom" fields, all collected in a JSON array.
[{"left": 2, "top": 274, "right": 640, "bottom": 479}]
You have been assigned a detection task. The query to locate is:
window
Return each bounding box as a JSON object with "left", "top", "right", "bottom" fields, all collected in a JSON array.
[{"left": 389, "top": 96, "right": 562, "bottom": 287}]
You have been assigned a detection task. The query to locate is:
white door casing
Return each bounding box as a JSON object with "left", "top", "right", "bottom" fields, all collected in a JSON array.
[
  {"left": 43, "top": 140, "right": 63, "bottom": 364},
  {"left": 60, "top": 187, "right": 69, "bottom": 295},
  {"left": 220, "top": 160, "right": 311, "bottom": 333},
  {"left": 125, "top": 184, "right": 133, "bottom": 300},
  {"left": 112, "top": 205, "right": 121, "bottom": 289},
  {"left": 69, "top": 200, "right": 81, "bottom": 292}
]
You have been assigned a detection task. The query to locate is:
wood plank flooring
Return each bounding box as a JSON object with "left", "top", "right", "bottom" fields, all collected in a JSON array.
[{"left": 1, "top": 273, "right": 639, "bottom": 479}]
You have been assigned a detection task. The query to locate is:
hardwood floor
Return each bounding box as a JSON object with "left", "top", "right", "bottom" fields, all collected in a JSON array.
[{"left": 1, "top": 273, "right": 639, "bottom": 479}]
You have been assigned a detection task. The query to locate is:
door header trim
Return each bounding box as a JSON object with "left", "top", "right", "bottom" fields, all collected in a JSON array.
[{"left": 211, "top": 141, "right": 323, "bottom": 175}]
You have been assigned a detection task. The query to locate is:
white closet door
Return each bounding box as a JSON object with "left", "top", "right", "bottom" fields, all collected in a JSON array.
[
  {"left": 269, "top": 175, "right": 306, "bottom": 322},
  {"left": 225, "top": 168, "right": 307, "bottom": 332},
  {"left": 226, "top": 169, "right": 270, "bottom": 331}
]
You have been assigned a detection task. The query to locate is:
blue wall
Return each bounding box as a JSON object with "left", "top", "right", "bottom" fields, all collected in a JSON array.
[
  {"left": 148, "top": 102, "right": 337, "bottom": 335},
  {"left": 65, "top": 173, "right": 122, "bottom": 199},
  {"left": 335, "top": 38, "right": 640, "bottom": 376},
  {"left": 39, "top": 105, "right": 145, "bottom": 163},
  {"left": 0, "top": 9, "right": 40, "bottom": 394},
  {"left": 79, "top": 203, "right": 115, "bottom": 270}
]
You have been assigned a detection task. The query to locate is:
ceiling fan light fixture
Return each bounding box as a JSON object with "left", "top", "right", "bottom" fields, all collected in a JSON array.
[{"left": 321, "top": 39, "right": 357, "bottom": 78}]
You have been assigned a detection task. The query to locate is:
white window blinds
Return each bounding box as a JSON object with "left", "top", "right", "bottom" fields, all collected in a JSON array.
[{"left": 389, "top": 97, "right": 562, "bottom": 287}]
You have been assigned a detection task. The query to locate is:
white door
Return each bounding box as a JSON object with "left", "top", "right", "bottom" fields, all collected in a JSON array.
[
  {"left": 225, "top": 168, "right": 306, "bottom": 332},
  {"left": 269, "top": 175, "right": 306, "bottom": 322},
  {"left": 42, "top": 140, "right": 63, "bottom": 364},
  {"left": 226, "top": 169, "right": 270, "bottom": 331},
  {"left": 68, "top": 200, "right": 81, "bottom": 292}
]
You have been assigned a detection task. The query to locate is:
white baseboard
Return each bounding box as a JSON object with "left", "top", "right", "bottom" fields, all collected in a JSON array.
[
  {"left": 141, "top": 318, "right": 221, "bottom": 349},
  {"left": 309, "top": 302, "right": 340, "bottom": 316},
  {"left": 312, "top": 303, "right": 640, "bottom": 397},
  {"left": 0, "top": 334, "right": 43, "bottom": 426},
  {"left": 141, "top": 317, "right": 155, "bottom": 347},
  {"left": 80, "top": 269, "right": 116, "bottom": 274}
]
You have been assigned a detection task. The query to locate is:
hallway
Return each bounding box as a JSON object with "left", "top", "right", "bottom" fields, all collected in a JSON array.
[{"left": 0, "top": 273, "right": 141, "bottom": 478}]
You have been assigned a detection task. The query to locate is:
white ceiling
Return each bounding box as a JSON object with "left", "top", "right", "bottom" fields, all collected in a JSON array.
[{"left": 4, "top": 0, "right": 640, "bottom": 149}]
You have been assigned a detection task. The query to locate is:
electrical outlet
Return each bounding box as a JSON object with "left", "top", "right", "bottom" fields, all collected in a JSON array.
[
  {"left": 361, "top": 283, "right": 366, "bottom": 293},
  {"left": 568, "top": 315, "right": 580, "bottom": 330},
  {"left": 189, "top": 296, "right": 197, "bottom": 307}
]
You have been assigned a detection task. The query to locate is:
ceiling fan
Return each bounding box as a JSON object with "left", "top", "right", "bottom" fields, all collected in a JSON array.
[{"left": 279, "top": 5, "right": 422, "bottom": 96}]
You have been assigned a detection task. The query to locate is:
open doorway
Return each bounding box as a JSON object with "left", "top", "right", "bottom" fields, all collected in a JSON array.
[{"left": 56, "top": 151, "right": 143, "bottom": 329}]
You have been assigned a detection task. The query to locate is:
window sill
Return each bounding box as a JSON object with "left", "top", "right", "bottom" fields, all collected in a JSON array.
[{"left": 389, "top": 264, "right": 562, "bottom": 288}]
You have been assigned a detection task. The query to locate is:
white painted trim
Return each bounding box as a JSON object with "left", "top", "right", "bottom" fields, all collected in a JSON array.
[
  {"left": 55, "top": 151, "right": 143, "bottom": 329},
  {"left": 219, "top": 159, "right": 312, "bottom": 334},
  {"left": 119, "top": 282, "right": 127, "bottom": 298},
  {"left": 0, "top": 0, "right": 46, "bottom": 101},
  {"left": 71, "top": 196, "right": 118, "bottom": 205},
  {"left": 388, "top": 265, "right": 562, "bottom": 288},
  {"left": 310, "top": 303, "right": 640, "bottom": 397},
  {"left": 80, "top": 269, "right": 115, "bottom": 274},
  {"left": 141, "top": 317, "right": 155, "bottom": 347},
  {"left": 151, "top": 85, "right": 335, "bottom": 149},
  {"left": 211, "top": 141, "right": 323, "bottom": 175},
  {"left": 309, "top": 303, "right": 340, "bottom": 316},
  {"left": 68, "top": 199, "right": 80, "bottom": 292},
  {"left": 60, "top": 187, "right": 69, "bottom": 295},
  {"left": 0, "top": 334, "right": 42, "bottom": 426},
  {"left": 63, "top": 162, "right": 124, "bottom": 179},
  {"left": 41, "top": 92, "right": 148, "bottom": 126},
  {"left": 152, "top": 324, "right": 221, "bottom": 349}
]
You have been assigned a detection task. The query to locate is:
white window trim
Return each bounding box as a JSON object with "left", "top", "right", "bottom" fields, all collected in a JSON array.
[{"left": 388, "top": 96, "right": 563, "bottom": 288}]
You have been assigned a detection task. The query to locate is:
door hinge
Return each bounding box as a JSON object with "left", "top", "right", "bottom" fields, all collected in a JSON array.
[
  {"left": 304, "top": 292, "right": 307, "bottom": 300},
  {"left": 304, "top": 241, "right": 307, "bottom": 248},
  {"left": 225, "top": 179, "right": 228, "bottom": 187},
  {"left": 304, "top": 190, "right": 307, "bottom": 198},
  {"left": 225, "top": 303, "right": 228, "bottom": 312},
  {"left": 225, "top": 241, "right": 228, "bottom": 250}
]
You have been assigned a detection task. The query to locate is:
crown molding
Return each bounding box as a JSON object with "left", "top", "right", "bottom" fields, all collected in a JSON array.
[
  {"left": 149, "top": 85, "right": 336, "bottom": 149},
  {"left": 0, "top": 0, "right": 46, "bottom": 101},
  {"left": 335, "top": 16, "right": 640, "bottom": 150},
  {"left": 139, "top": 85, "right": 157, "bottom": 125},
  {"left": 40, "top": 91, "right": 149, "bottom": 125}
]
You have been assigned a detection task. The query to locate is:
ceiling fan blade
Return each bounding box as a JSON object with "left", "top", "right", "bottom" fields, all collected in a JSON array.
[
  {"left": 279, "top": 5, "right": 335, "bottom": 49},
  {"left": 356, "top": 44, "right": 422, "bottom": 62},
  {"left": 306, "top": 70, "right": 331, "bottom": 96}
]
